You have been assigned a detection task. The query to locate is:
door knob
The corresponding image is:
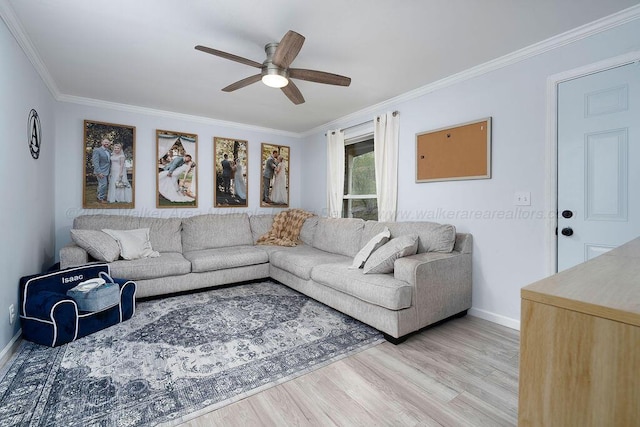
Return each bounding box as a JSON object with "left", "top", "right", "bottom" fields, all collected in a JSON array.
[
  {"left": 561, "top": 210, "right": 573, "bottom": 219},
  {"left": 561, "top": 227, "right": 574, "bottom": 236}
]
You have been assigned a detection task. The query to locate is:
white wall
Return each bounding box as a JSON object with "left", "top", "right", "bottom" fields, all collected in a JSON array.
[
  {"left": 54, "top": 103, "right": 302, "bottom": 254},
  {"left": 301, "top": 18, "right": 640, "bottom": 328},
  {"left": 0, "top": 18, "right": 55, "bottom": 352}
]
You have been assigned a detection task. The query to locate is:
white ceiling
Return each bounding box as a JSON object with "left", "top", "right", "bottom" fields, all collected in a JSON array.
[{"left": 3, "top": 0, "right": 639, "bottom": 133}]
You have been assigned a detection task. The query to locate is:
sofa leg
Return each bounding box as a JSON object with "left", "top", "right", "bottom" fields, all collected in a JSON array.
[
  {"left": 383, "top": 333, "right": 409, "bottom": 345},
  {"left": 454, "top": 309, "right": 468, "bottom": 318},
  {"left": 383, "top": 310, "right": 469, "bottom": 345}
]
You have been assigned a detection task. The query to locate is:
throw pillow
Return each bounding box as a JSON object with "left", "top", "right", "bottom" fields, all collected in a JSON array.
[
  {"left": 349, "top": 227, "right": 391, "bottom": 269},
  {"left": 102, "top": 228, "right": 160, "bottom": 260},
  {"left": 70, "top": 229, "right": 120, "bottom": 262},
  {"left": 363, "top": 234, "right": 419, "bottom": 274}
]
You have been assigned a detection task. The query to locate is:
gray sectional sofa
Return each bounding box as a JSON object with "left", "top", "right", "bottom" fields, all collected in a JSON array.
[{"left": 60, "top": 213, "right": 472, "bottom": 342}]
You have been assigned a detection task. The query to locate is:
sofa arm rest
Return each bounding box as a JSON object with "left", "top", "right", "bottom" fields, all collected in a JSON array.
[
  {"left": 394, "top": 251, "right": 472, "bottom": 326},
  {"left": 21, "top": 291, "right": 79, "bottom": 346},
  {"left": 115, "top": 279, "right": 137, "bottom": 320},
  {"left": 393, "top": 252, "right": 457, "bottom": 284},
  {"left": 60, "top": 243, "right": 89, "bottom": 269},
  {"left": 22, "top": 290, "right": 77, "bottom": 319}
]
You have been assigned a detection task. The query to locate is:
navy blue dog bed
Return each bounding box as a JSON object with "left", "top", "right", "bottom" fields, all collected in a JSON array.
[{"left": 19, "top": 264, "right": 136, "bottom": 347}]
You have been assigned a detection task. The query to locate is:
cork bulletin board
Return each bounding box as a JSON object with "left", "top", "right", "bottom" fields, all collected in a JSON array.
[{"left": 416, "top": 117, "right": 491, "bottom": 182}]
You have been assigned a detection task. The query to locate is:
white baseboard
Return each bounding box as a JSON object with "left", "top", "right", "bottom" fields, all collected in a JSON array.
[
  {"left": 469, "top": 308, "right": 520, "bottom": 331},
  {"left": 0, "top": 330, "right": 22, "bottom": 365}
]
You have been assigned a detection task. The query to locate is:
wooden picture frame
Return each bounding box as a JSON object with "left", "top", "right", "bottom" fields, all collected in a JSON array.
[
  {"left": 156, "top": 130, "right": 198, "bottom": 208},
  {"left": 260, "top": 143, "right": 289, "bottom": 207},
  {"left": 214, "top": 137, "right": 248, "bottom": 207},
  {"left": 83, "top": 120, "right": 135, "bottom": 209},
  {"left": 416, "top": 117, "right": 492, "bottom": 183}
]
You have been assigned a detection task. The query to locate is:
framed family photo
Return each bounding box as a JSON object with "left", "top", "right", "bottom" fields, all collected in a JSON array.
[
  {"left": 156, "top": 130, "right": 198, "bottom": 208},
  {"left": 214, "top": 137, "right": 248, "bottom": 207},
  {"left": 260, "top": 143, "right": 289, "bottom": 207},
  {"left": 83, "top": 120, "right": 135, "bottom": 209}
]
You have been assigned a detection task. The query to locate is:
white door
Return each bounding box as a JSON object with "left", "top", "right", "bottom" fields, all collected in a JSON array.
[{"left": 557, "top": 62, "right": 640, "bottom": 272}]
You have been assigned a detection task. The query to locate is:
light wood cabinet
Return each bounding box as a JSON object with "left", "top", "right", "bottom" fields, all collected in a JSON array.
[{"left": 519, "top": 238, "right": 640, "bottom": 426}]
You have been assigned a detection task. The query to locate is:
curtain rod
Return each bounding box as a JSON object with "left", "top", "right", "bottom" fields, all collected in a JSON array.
[{"left": 325, "top": 111, "right": 399, "bottom": 136}]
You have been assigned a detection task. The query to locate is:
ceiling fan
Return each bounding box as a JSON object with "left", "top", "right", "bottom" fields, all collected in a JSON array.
[{"left": 195, "top": 30, "right": 351, "bottom": 105}]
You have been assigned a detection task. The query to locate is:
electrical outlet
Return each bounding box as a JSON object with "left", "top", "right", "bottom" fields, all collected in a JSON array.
[
  {"left": 514, "top": 191, "right": 531, "bottom": 206},
  {"left": 9, "top": 304, "right": 15, "bottom": 325}
]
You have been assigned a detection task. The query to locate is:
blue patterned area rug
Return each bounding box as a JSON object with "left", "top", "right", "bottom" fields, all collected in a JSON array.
[{"left": 0, "top": 281, "right": 383, "bottom": 426}]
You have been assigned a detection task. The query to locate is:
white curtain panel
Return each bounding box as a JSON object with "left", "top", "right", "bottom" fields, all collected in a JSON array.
[
  {"left": 326, "top": 129, "right": 345, "bottom": 218},
  {"left": 157, "top": 135, "right": 179, "bottom": 160},
  {"left": 374, "top": 112, "right": 400, "bottom": 222},
  {"left": 157, "top": 135, "right": 197, "bottom": 160},
  {"left": 180, "top": 138, "right": 197, "bottom": 195}
]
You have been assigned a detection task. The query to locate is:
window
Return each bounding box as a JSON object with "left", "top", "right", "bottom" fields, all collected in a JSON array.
[{"left": 343, "top": 136, "right": 377, "bottom": 219}]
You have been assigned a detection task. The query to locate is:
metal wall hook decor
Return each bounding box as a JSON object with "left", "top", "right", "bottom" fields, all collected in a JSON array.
[{"left": 28, "top": 109, "right": 41, "bottom": 159}]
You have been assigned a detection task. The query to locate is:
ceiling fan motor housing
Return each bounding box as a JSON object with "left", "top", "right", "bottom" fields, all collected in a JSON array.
[{"left": 261, "top": 43, "right": 289, "bottom": 87}]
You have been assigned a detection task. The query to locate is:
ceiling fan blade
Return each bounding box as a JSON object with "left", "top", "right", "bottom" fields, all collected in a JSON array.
[
  {"left": 222, "top": 74, "right": 262, "bottom": 92},
  {"left": 281, "top": 80, "right": 305, "bottom": 105},
  {"left": 289, "top": 69, "right": 351, "bottom": 86},
  {"left": 272, "top": 31, "right": 305, "bottom": 69},
  {"left": 195, "top": 45, "right": 263, "bottom": 69}
]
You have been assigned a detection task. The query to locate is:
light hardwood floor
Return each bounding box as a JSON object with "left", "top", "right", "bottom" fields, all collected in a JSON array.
[{"left": 181, "top": 315, "right": 520, "bottom": 427}]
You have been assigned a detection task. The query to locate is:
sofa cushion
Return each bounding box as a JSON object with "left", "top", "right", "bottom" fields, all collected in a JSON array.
[
  {"left": 299, "top": 216, "right": 318, "bottom": 246},
  {"left": 361, "top": 220, "right": 456, "bottom": 254},
  {"left": 350, "top": 227, "right": 390, "bottom": 269},
  {"left": 74, "top": 215, "right": 134, "bottom": 232},
  {"left": 184, "top": 246, "right": 269, "bottom": 273},
  {"left": 70, "top": 229, "right": 120, "bottom": 262},
  {"left": 102, "top": 228, "right": 160, "bottom": 260},
  {"left": 312, "top": 218, "right": 365, "bottom": 257},
  {"left": 181, "top": 213, "right": 253, "bottom": 252},
  {"left": 109, "top": 252, "right": 191, "bottom": 280},
  {"left": 363, "top": 234, "right": 419, "bottom": 274},
  {"left": 249, "top": 214, "right": 274, "bottom": 244},
  {"left": 311, "top": 263, "right": 412, "bottom": 310},
  {"left": 269, "top": 245, "right": 351, "bottom": 280},
  {"left": 137, "top": 217, "right": 183, "bottom": 253},
  {"left": 73, "top": 214, "right": 182, "bottom": 253}
]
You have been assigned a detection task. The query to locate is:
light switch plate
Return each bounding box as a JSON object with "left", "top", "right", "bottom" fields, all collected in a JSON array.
[{"left": 514, "top": 191, "right": 531, "bottom": 206}]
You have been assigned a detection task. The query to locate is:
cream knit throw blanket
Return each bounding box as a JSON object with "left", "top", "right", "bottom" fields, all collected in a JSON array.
[{"left": 257, "top": 209, "right": 316, "bottom": 247}]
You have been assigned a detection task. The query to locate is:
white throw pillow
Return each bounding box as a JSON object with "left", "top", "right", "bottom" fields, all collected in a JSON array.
[
  {"left": 102, "top": 228, "right": 160, "bottom": 260},
  {"left": 70, "top": 229, "right": 120, "bottom": 262},
  {"left": 349, "top": 227, "right": 391, "bottom": 269},
  {"left": 362, "top": 234, "right": 419, "bottom": 274}
]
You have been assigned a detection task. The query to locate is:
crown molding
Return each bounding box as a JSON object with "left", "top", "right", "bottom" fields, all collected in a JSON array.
[
  {"left": 57, "top": 94, "right": 302, "bottom": 138},
  {"left": 303, "top": 4, "right": 640, "bottom": 137}
]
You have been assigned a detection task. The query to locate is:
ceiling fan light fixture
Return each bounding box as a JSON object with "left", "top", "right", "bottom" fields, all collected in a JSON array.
[
  {"left": 262, "top": 65, "right": 289, "bottom": 88},
  {"left": 262, "top": 74, "right": 289, "bottom": 88}
]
